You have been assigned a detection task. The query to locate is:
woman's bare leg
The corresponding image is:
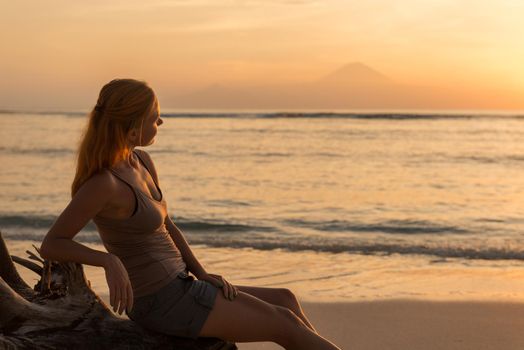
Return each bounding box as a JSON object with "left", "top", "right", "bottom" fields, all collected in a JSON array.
[
  {"left": 236, "top": 285, "right": 318, "bottom": 333},
  {"left": 198, "top": 290, "right": 341, "bottom": 350}
]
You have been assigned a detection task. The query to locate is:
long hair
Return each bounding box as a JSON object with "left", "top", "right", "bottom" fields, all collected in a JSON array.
[{"left": 71, "top": 78, "right": 156, "bottom": 196}]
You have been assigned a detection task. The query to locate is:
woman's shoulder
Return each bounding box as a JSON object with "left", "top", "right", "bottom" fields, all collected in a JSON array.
[
  {"left": 80, "top": 169, "right": 119, "bottom": 195},
  {"left": 68, "top": 170, "right": 120, "bottom": 220}
]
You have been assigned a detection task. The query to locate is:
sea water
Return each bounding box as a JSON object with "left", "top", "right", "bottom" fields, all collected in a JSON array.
[{"left": 2, "top": 110, "right": 524, "bottom": 301}]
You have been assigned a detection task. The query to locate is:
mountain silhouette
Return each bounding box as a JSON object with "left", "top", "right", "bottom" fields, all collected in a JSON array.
[
  {"left": 165, "top": 62, "right": 477, "bottom": 109},
  {"left": 316, "top": 62, "right": 393, "bottom": 86}
]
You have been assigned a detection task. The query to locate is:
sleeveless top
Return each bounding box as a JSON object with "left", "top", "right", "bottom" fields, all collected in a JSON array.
[{"left": 92, "top": 150, "right": 188, "bottom": 298}]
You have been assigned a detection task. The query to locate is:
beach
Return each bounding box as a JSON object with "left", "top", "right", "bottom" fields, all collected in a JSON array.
[
  {"left": 8, "top": 239, "right": 524, "bottom": 350},
  {"left": 240, "top": 301, "right": 524, "bottom": 350}
]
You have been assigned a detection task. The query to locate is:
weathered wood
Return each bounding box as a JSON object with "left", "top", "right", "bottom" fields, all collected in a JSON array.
[{"left": 0, "top": 231, "right": 236, "bottom": 350}]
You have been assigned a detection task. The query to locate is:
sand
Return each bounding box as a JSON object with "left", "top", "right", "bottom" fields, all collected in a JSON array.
[
  {"left": 91, "top": 294, "right": 523, "bottom": 349},
  {"left": 236, "top": 300, "right": 524, "bottom": 350},
  {"left": 94, "top": 293, "right": 524, "bottom": 350}
]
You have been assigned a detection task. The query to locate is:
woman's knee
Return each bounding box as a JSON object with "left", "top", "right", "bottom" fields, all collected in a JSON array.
[
  {"left": 275, "top": 305, "right": 309, "bottom": 331},
  {"left": 280, "top": 288, "right": 298, "bottom": 303},
  {"left": 278, "top": 288, "right": 301, "bottom": 311}
]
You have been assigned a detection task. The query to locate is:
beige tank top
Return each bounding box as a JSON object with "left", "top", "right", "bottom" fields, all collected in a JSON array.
[{"left": 93, "top": 150, "right": 187, "bottom": 298}]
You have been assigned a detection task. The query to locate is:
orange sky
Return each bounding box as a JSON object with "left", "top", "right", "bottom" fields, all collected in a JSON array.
[{"left": 1, "top": 0, "right": 523, "bottom": 110}]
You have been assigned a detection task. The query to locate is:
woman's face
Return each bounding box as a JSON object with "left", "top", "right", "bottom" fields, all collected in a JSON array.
[{"left": 139, "top": 99, "right": 163, "bottom": 146}]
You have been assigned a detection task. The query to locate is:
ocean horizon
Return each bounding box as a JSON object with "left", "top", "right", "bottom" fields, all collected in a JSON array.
[{"left": 1, "top": 108, "right": 524, "bottom": 117}]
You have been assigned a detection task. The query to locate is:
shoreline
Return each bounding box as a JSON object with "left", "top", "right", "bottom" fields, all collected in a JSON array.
[{"left": 9, "top": 238, "right": 524, "bottom": 304}]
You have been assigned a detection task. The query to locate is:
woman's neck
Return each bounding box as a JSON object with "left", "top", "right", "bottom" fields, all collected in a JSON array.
[{"left": 113, "top": 149, "right": 139, "bottom": 171}]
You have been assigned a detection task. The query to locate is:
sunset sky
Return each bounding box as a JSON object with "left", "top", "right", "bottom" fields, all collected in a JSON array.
[{"left": 1, "top": 0, "right": 523, "bottom": 110}]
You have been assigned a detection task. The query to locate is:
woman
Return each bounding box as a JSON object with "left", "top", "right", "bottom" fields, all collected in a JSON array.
[{"left": 40, "top": 78, "right": 341, "bottom": 350}]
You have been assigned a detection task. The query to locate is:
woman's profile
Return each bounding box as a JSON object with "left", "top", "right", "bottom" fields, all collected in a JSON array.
[{"left": 40, "top": 78, "right": 341, "bottom": 349}]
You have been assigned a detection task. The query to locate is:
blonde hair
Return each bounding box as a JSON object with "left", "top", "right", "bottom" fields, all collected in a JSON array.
[{"left": 71, "top": 78, "right": 156, "bottom": 196}]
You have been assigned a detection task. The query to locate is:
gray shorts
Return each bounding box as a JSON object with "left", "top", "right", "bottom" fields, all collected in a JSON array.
[{"left": 126, "top": 271, "right": 219, "bottom": 339}]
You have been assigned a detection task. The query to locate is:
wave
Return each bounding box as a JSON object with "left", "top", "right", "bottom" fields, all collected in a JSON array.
[
  {"left": 158, "top": 112, "right": 524, "bottom": 120},
  {"left": 2, "top": 110, "right": 523, "bottom": 120},
  {"left": 0, "top": 146, "right": 74, "bottom": 155},
  {"left": 0, "top": 215, "right": 97, "bottom": 230},
  {"left": 453, "top": 155, "right": 524, "bottom": 165},
  {"left": 190, "top": 238, "right": 524, "bottom": 261},
  {"left": 1, "top": 214, "right": 470, "bottom": 235},
  {"left": 282, "top": 218, "right": 469, "bottom": 234},
  {"left": 2, "top": 145, "right": 522, "bottom": 168},
  {"left": 172, "top": 217, "right": 275, "bottom": 232},
  {"left": 0, "top": 214, "right": 273, "bottom": 233},
  {"left": 4, "top": 214, "right": 522, "bottom": 261},
  {"left": 0, "top": 110, "right": 87, "bottom": 117},
  {"left": 4, "top": 228, "right": 523, "bottom": 261}
]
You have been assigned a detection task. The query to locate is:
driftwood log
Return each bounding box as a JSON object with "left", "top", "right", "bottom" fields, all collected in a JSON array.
[{"left": 0, "top": 231, "right": 236, "bottom": 350}]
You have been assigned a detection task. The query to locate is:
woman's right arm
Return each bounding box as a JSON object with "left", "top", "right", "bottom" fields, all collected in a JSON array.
[
  {"left": 39, "top": 171, "right": 114, "bottom": 265},
  {"left": 39, "top": 171, "right": 134, "bottom": 315}
]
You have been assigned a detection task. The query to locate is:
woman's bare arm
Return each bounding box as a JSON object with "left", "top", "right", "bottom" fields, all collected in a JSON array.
[
  {"left": 164, "top": 216, "right": 208, "bottom": 278},
  {"left": 40, "top": 170, "right": 134, "bottom": 314},
  {"left": 39, "top": 171, "right": 114, "bottom": 266}
]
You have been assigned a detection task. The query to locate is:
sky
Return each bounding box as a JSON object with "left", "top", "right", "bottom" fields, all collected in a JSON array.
[{"left": 1, "top": 0, "right": 523, "bottom": 111}]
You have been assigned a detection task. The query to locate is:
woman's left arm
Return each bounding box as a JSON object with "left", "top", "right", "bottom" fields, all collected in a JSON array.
[
  {"left": 164, "top": 216, "right": 208, "bottom": 279},
  {"left": 137, "top": 149, "right": 236, "bottom": 298},
  {"left": 164, "top": 216, "right": 239, "bottom": 301}
]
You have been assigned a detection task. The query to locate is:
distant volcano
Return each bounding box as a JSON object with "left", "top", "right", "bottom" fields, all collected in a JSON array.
[
  {"left": 165, "top": 61, "right": 489, "bottom": 109},
  {"left": 167, "top": 62, "right": 401, "bottom": 109},
  {"left": 316, "top": 62, "right": 394, "bottom": 86}
]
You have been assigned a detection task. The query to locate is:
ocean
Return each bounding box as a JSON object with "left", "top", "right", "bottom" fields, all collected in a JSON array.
[{"left": 2, "top": 110, "right": 524, "bottom": 302}]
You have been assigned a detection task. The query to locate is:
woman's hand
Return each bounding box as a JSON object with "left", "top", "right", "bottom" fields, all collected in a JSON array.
[
  {"left": 103, "top": 253, "right": 134, "bottom": 314},
  {"left": 199, "top": 273, "right": 239, "bottom": 301}
]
